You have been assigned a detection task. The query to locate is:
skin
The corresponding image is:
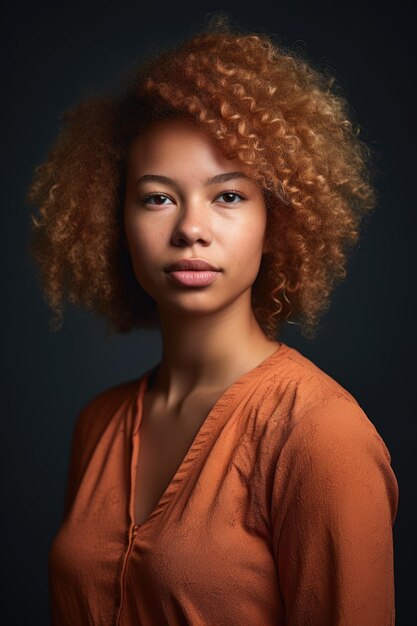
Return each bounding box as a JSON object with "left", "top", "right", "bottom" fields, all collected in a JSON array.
[{"left": 123, "top": 116, "right": 280, "bottom": 413}]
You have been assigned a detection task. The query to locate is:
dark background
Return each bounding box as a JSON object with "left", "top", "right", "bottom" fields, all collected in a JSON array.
[{"left": 2, "top": 1, "right": 415, "bottom": 624}]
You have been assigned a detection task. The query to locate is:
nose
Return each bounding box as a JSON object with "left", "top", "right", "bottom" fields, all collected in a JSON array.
[{"left": 171, "top": 199, "right": 213, "bottom": 247}]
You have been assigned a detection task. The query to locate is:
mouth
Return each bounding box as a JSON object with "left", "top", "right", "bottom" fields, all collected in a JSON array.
[
  {"left": 164, "top": 258, "right": 221, "bottom": 272},
  {"left": 165, "top": 269, "right": 220, "bottom": 287}
]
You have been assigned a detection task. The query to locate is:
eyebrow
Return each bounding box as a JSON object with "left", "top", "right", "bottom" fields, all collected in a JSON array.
[{"left": 135, "top": 171, "right": 251, "bottom": 188}]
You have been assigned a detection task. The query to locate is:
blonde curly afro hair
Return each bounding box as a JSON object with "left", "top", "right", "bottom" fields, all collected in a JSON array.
[{"left": 27, "top": 13, "right": 376, "bottom": 340}]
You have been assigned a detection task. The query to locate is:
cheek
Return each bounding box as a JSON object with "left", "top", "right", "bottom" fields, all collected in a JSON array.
[
  {"left": 124, "top": 214, "right": 159, "bottom": 262},
  {"left": 124, "top": 226, "right": 159, "bottom": 294},
  {"left": 227, "top": 213, "right": 266, "bottom": 261}
]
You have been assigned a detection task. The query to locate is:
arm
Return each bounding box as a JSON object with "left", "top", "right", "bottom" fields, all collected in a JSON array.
[{"left": 270, "top": 396, "right": 399, "bottom": 626}]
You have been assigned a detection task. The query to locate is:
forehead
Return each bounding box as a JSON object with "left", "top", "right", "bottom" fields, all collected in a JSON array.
[{"left": 127, "top": 117, "right": 248, "bottom": 179}]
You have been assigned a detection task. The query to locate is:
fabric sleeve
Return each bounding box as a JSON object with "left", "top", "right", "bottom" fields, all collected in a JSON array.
[
  {"left": 270, "top": 395, "right": 399, "bottom": 626},
  {"left": 60, "top": 384, "right": 130, "bottom": 520},
  {"left": 61, "top": 391, "right": 106, "bottom": 520}
]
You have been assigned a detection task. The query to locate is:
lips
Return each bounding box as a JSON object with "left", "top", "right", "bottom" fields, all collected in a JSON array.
[
  {"left": 167, "top": 270, "right": 220, "bottom": 287},
  {"left": 164, "top": 258, "right": 221, "bottom": 288},
  {"left": 165, "top": 258, "right": 220, "bottom": 272}
]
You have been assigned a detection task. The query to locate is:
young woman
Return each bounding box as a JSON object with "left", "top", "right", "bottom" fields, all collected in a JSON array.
[{"left": 28, "top": 15, "right": 399, "bottom": 626}]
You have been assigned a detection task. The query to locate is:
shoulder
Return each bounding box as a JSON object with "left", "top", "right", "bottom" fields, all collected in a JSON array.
[
  {"left": 71, "top": 372, "right": 147, "bottom": 448},
  {"left": 268, "top": 353, "right": 399, "bottom": 531},
  {"left": 266, "top": 342, "right": 360, "bottom": 413},
  {"left": 282, "top": 395, "right": 393, "bottom": 473},
  {"left": 261, "top": 343, "right": 394, "bottom": 464}
]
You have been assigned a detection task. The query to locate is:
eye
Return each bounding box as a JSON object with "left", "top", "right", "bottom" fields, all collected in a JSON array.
[
  {"left": 216, "top": 191, "right": 246, "bottom": 204},
  {"left": 141, "top": 193, "right": 174, "bottom": 206},
  {"left": 139, "top": 190, "right": 247, "bottom": 207}
]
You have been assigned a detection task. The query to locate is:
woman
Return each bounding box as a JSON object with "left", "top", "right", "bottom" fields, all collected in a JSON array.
[{"left": 28, "top": 14, "right": 399, "bottom": 626}]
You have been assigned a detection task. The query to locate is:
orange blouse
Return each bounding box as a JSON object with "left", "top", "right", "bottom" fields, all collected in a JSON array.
[{"left": 48, "top": 341, "right": 399, "bottom": 625}]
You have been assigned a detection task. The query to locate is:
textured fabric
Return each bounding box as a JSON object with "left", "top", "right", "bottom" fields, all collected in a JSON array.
[{"left": 48, "top": 341, "right": 399, "bottom": 625}]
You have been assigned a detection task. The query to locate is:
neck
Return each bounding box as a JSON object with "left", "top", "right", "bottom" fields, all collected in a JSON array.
[{"left": 149, "top": 290, "right": 279, "bottom": 408}]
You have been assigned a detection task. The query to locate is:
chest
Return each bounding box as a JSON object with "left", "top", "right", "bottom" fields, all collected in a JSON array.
[{"left": 133, "top": 391, "right": 220, "bottom": 527}]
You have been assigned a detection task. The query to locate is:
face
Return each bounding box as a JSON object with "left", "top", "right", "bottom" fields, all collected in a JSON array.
[{"left": 123, "top": 117, "right": 269, "bottom": 319}]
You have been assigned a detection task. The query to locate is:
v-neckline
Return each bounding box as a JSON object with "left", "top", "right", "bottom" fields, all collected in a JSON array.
[{"left": 127, "top": 341, "right": 289, "bottom": 532}]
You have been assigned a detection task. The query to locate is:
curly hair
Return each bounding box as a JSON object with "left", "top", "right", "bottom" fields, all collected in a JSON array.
[{"left": 27, "top": 13, "right": 377, "bottom": 340}]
